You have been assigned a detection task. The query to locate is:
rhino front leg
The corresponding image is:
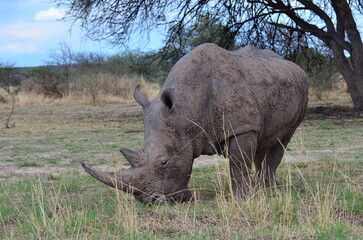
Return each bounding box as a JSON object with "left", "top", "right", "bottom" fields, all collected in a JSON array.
[{"left": 228, "top": 132, "right": 257, "bottom": 199}]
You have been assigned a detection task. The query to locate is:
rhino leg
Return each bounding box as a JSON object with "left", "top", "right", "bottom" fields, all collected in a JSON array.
[
  {"left": 254, "top": 149, "right": 267, "bottom": 184},
  {"left": 255, "top": 137, "right": 291, "bottom": 187},
  {"left": 228, "top": 132, "right": 257, "bottom": 199},
  {"left": 254, "top": 150, "right": 267, "bottom": 172}
]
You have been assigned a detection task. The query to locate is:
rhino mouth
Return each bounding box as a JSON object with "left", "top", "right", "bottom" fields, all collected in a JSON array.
[
  {"left": 136, "top": 192, "right": 167, "bottom": 204},
  {"left": 135, "top": 189, "right": 192, "bottom": 204},
  {"left": 167, "top": 189, "right": 193, "bottom": 203}
]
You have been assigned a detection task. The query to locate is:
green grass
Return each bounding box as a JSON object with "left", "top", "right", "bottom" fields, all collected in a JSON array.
[
  {"left": 0, "top": 104, "right": 362, "bottom": 239},
  {"left": 17, "top": 161, "right": 40, "bottom": 167},
  {"left": 1, "top": 161, "right": 362, "bottom": 239}
]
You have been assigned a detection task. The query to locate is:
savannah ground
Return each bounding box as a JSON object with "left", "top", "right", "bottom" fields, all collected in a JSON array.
[{"left": 0, "top": 91, "right": 362, "bottom": 239}]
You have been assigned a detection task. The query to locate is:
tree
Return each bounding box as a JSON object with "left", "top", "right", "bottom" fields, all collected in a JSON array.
[
  {"left": 0, "top": 62, "right": 21, "bottom": 128},
  {"left": 57, "top": 0, "right": 363, "bottom": 111},
  {"left": 106, "top": 52, "right": 160, "bottom": 80},
  {"left": 247, "top": 0, "right": 363, "bottom": 111},
  {"left": 28, "top": 67, "right": 64, "bottom": 98},
  {"left": 47, "top": 41, "right": 75, "bottom": 91},
  {"left": 159, "top": 14, "right": 240, "bottom": 64}
]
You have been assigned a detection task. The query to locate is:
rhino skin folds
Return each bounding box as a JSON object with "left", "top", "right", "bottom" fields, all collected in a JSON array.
[{"left": 83, "top": 43, "right": 308, "bottom": 203}]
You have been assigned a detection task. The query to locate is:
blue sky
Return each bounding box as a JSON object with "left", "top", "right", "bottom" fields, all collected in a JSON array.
[
  {"left": 1, "top": 1, "right": 362, "bottom": 67},
  {"left": 0, "top": 0, "right": 162, "bottom": 67}
]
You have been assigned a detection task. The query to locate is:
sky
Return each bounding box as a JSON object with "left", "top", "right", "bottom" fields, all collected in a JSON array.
[
  {"left": 0, "top": 0, "right": 162, "bottom": 67},
  {"left": 1, "top": 0, "right": 362, "bottom": 67}
]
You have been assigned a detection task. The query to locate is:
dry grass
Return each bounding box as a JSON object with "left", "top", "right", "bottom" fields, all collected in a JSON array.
[
  {"left": 308, "top": 79, "right": 351, "bottom": 103},
  {"left": 0, "top": 73, "right": 353, "bottom": 107},
  {"left": 1, "top": 75, "right": 160, "bottom": 107}
]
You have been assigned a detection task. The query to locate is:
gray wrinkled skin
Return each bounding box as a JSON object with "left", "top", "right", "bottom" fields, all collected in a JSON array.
[{"left": 83, "top": 43, "right": 308, "bottom": 203}]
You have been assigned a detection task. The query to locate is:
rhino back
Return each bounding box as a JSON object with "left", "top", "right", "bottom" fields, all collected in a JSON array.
[
  {"left": 232, "top": 45, "right": 283, "bottom": 59},
  {"left": 162, "top": 43, "right": 308, "bottom": 152}
]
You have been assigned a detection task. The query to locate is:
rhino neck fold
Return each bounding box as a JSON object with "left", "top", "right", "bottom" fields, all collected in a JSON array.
[{"left": 191, "top": 127, "right": 220, "bottom": 158}]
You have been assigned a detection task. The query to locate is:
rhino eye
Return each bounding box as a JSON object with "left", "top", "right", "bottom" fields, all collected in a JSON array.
[{"left": 161, "top": 160, "right": 168, "bottom": 165}]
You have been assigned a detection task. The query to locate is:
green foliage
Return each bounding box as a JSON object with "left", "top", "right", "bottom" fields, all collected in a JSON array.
[
  {"left": 289, "top": 48, "right": 336, "bottom": 90},
  {"left": 188, "top": 14, "right": 237, "bottom": 49},
  {"left": 104, "top": 52, "right": 168, "bottom": 83},
  {"left": 68, "top": 51, "right": 168, "bottom": 84},
  {"left": 160, "top": 14, "right": 239, "bottom": 65},
  {"left": 73, "top": 52, "right": 106, "bottom": 72}
]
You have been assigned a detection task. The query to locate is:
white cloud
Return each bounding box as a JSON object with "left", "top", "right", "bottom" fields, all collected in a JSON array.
[
  {"left": 0, "top": 22, "right": 68, "bottom": 42},
  {"left": 34, "top": 7, "right": 66, "bottom": 21},
  {"left": 0, "top": 21, "right": 70, "bottom": 57},
  {"left": 0, "top": 42, "right": 38, "bottom": 54}
]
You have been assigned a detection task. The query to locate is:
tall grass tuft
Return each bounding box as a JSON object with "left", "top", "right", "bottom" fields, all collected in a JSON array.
[{"left": 114, "top": 184, "right": 138, "bottom": 238}]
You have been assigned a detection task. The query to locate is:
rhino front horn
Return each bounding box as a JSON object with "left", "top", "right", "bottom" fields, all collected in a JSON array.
[
  {"left": 82, "top": 163, "right": 128, "bottom": 191},
  {"left": 133, "top": 85, "right": 150, "bottom": 110}
]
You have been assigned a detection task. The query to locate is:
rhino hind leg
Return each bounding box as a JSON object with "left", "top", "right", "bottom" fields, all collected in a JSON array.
[
  {"left": 254, "top": 150, "right": 267, "bottom": 171},
  {"left": 255, "top": 137, "right": 291, "bottom": 187},
  {"left": 228, "top": 132, "right": 257, "bottom": 199}
]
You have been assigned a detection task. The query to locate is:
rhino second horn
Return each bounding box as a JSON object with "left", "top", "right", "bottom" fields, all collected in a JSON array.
[
  {"left": 82, "top": 163, "right": 128, "bottom": 191},
  {"left": 133, "top": 85, "right": 150, "bottom": 110},
  {"left": 120, "top": 148, "right": 142, "bottom": 167}
]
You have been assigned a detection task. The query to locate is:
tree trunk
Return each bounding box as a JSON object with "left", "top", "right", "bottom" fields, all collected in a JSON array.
[
  {"left": 330, "top": 0, "right": 363, "bottom": 112},
  {"left": 349, "top": 39, "right": 363, "bottom": 112},
  {"left": 4, "top": 94, "right": 16, "bottom": 128},
  {"left": 348, "top": 68, "right": 363, "bottom": 112},
  {"left": 330, "top": 43, "right": 363, "bottom": 112},
  {"left": 331, "top": 52, "right": 363, "bottom": 112}
]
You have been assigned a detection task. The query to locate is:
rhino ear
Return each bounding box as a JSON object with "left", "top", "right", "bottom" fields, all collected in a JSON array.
[{"left": 160, "top": 88, "right": 175, "bottom": 112}]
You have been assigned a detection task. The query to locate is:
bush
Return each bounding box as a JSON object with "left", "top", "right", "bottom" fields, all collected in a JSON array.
[
  {"left": 77, "top": 71, "right": 104, "bottom": 105},
  {"left": 21, "top": 78, "right": 40, "bottom": 93},
  {"left": 0, "top": 94, "right": 7, "bottom": 103},
  {"left": 28, "top": 68, "right": 68, "bottom": 98},
  {"left": 103, "top": 52, "right": 171, "bottom": 84},
  {"left": 71, "top": 71, "right": 157, "bottom": 105},
  {"left": 101, "top": 75, "right": 144, "bottom": 97}
]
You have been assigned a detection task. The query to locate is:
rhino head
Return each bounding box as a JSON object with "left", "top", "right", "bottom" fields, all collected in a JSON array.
[{"left": 82, "top": 85, "right": 194, "bottom": 203}]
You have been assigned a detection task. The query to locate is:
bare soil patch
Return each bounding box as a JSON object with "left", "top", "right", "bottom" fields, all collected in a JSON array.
[{"left": 306, "top": 106, "right": 363, "bottom": 120}]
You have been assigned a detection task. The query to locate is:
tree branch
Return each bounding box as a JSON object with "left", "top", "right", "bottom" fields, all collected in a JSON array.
[
  {"left": 297, "top": 0, "right": 335, "bottom": 32},
  {"left": 256, "top": 0, "right": 352, "bottom": 52},
  {"left": 331, "top": 0, "right": 363, "bottom": 55}
]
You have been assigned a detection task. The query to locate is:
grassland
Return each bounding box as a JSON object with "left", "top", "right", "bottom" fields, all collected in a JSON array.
[{"left": 0, "top": 103, "right": 362, "bottom": 239}]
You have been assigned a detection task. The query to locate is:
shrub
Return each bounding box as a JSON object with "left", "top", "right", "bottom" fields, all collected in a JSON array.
[
  {"left": 0, "top": 94, "right": 7, "bottom": 103},
  {"left": 28, "top": 68, "right": 68, "bottom": 98}
]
